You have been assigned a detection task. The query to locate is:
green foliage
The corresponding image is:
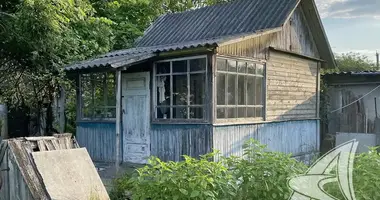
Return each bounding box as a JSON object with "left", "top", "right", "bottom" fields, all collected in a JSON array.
[
  {"left": 111, "top": 139, "right": 308, "bottom": 200},
  {"left": 323, "top": 52, "right": 376, "bottom": 74}
]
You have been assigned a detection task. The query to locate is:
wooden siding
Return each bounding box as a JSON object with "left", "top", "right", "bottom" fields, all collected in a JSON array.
[
  {"left": 150, "top": 124, "right": 212, "bottom": 162},
  {"left": 0, "top": 145, "right": 33, "bottom": 200},
  {"left": 213, "top": 120, "right": 320, "bottom": 159},
  {"left": 266, "top": 51, "right": 319, "bottom": 121},
  {"left": 217, "top": 5, "right": 319, "bottom": 59},
  {"left": 76, "top": 122, "right": 120, "bottom": 162}
]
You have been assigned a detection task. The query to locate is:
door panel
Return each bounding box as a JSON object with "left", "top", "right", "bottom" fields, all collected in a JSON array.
[{"left": 122, "top": 72, "right": 150, "bottom": 164}]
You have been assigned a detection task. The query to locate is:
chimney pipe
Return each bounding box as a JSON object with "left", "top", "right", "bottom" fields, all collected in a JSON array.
[{"left": 377, "top": 51, "right": 379, "bottom": 70}]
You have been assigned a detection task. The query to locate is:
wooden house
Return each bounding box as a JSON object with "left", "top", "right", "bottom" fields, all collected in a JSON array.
[{"left": 65, "top": 0, "right": 336, "bottom": 164}]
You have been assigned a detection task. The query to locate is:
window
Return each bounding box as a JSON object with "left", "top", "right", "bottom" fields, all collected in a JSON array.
[
  {"left": 154, "top": 56, "right": 207, "bottom": 120},
  {"left": 216, "top": 57, "right": 265, "bottom": 120},
  {"left": 80, "top": 72, "right": 116, "bottom": 119}
]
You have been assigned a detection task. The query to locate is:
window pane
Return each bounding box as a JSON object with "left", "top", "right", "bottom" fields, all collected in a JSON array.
[
  {"left": 173, "top": 107, "right": 187, "bottom": 119},
  {"left": 156, "top": 76, "right": 170, "bottom": 106},
  {"left": 105, "top": 108, "right": 116, "bottom": 118},
  {"left": 190, "top": 107, "right": 203, "bottom": 119},
  {"left": 217, "top": 59, "right": 227, "bottom": 71},
  {"left": 227, "top": 107, "right": 236, "bottom": 118},
  {"left": 228, "top": 60, "right": 237, "bottom": 72},
  {"left": 157, "top": 107, "right": 170, "bottom": 119},
  {"left": 217, "top": 108, "right": 227, "bottom": 119},
  {"left": 190, "top": 58, "right": 206, "bottom": 71},
  {"left": 81, "top": 74, "right": 92, "bottom": 118},
  {"left": 190, "top": 74, "right": 205, "bottom": 105},
  {"left": 237, "top": 61, "right": 246, "bottom": 73},
  {"left": 247, "top": 62, "right": 256, "bottom": 74},
  {"left": 227, "top": 74, "right": 236, "bottom": 105},
  {"left": 256, "top": 64, "right": 264, "bottom": 75},
  {"left": 255, "top": 107, "right": 263, "bottom": 118},
  {"left": 238, "top": 107, "right": 246, "bottom": 118},
  {"left": 173, "top": 75, "right": 188, "bottom": 106},
  {"left": 247, "top": 107, "right": 255, "bottom": 118},
  {"left": 238, "top": 75, "right": 246, "bottom": 105},
  {"left": 157, "top": 62, "right": 170, "bottom": 74},
  {"left": 107, "top": 73, "right": 116, "bottom": 107},
  {"left": 255, "top": 77, "right": 263, "bottom": 105},
  {"left": 217, "top": 73, "right": 226, "bottom": 105},
  {"left": 247, "top": 76, "right": 255, "bottom": 105},
  {"left": 173, "top": 60, "right": 187, "bottom": 73},
  {"left": 93, "top": 73, "right": 105, "bottom": 118}
]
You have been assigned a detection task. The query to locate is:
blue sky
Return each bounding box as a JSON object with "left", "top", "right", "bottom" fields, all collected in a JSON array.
[{"left": 316, "top": 0, "right": 380, "bottom": 62}]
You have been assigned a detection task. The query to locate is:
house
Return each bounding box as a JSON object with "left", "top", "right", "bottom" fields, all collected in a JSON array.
[
  {"left": 65, "top": 0, "right": 335, "bottom": 164},
  {"left": 322, "top": 71, "right": 380, "bottom": 151}
]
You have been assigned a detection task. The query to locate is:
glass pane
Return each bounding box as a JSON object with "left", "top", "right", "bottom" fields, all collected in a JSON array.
[
  {"left": 247, "top": 76, "right": 255, "bottom": 105},
  {"left": 217, "top": 59, "right": 227, "bottom": 71},
  {"left": 107, "top": 73, "right": 116, "bottom": 107},
  {"left": 156, "top": 62, "right": 170, "bottom": 74},
  {"left": 227, "top": 74, "right": 236, "bottom": 105},
  {"left": 247, "top": 107, "right": 255, "bottom": 118},
  {"left": 247, "top": 62, "right": 256, "bottom": 74},
  {"left": 217, "top": 73, "right": 226, "bottom": 105},
  {"left": 81, "top": 74, "right": 92, "bottom": 118},
  {"left": 105, "top": 108, "right": 116, "bottom": 118},
  {"left": 93, "top": 73, "right": 105, "bottom": 113},
  {"left": 217, "top": 108, "right": 227, "bottom": 119},
  {"left": 157, "top": 107, "right": 170, "bottom": 119},
  {"left": 156, "top": 76, "right": 170, "bottom": 106},
  {"left": 256, "top": 64, "right": 264, "bottom": 75},
  {"left": 173, "top": 60, "right": 187, "bottom": 73},
  {"left": 173, "top": 107, "right": 187, "bottom": 119},
  {"left": 238, "top": 75, "right": 246, "bottom": 105},
  {"left": 238, "top": 107, "right": 246, "bottom": 118},
  {"left": 227, "top": 107, "right": 236, "bottom": 118},
  {"left": 190, "top": 58, "right": 206, "bottom": 71},
  {"left": 237, "top": 61, "right": 246, "bottom": 73},
  {"left": 173, "top": 75, "right": 188, "bottom": 106},
  {"left": 228, "top": 60, "right": 237, "bottom": 72},
  {"left": 255, "top": 107, "right": 263, "bottom": 118},
  {"left": 190, "top": 107, "right": 203, "bottom": 119},
  {"left": 190, "top": 73, "right": 205, "bottom": 105},
  {"left": 255, "top": 77, "right": 263, "bottom": 105}
]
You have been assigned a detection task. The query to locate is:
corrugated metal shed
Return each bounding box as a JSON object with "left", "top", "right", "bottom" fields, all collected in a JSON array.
[
  {"left": 323, "top": 71, "right": 380, "bottom": 76},
  {"left": 137, "top": 0, "right": 298, "bottom": 47}
]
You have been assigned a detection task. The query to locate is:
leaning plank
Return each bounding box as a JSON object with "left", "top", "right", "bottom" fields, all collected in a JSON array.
[
  {"left": 44, "top": 140, "right": 55, "bottom": 151},
  {"left": 37, "top": 140, "right": 47, "bottom": 151},
  {"left": 25, "top": 137, "right": 55, "bottom": 141},
  {"left": 7, "top": 140, "right": 50, "bottom": 199},
  {"left": 51, "top": 140, "right": 60, "bottom": 150}
]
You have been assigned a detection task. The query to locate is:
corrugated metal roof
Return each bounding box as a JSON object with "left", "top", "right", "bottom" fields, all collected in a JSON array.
[
  {"left": 323, "top": 71, "right": 380, "bottom": 76},
  {"left": 65, "top": 39, "right": 219, "bottom": 71},
  {"left": 137, "top": 0, "right": 298, "bottom": 47}
]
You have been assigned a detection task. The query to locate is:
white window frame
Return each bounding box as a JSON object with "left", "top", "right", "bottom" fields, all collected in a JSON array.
[
  {"left": 214, "top": 56, "right": 266, "bottom": 124},
  {"left": 152, "top": 55, "right": 208, "bottom": 122}
]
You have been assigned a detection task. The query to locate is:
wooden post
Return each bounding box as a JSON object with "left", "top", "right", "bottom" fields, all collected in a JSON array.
[
  {"left": 115, "top": 70, "right": 122, "bottom": 172},
  {"left": 59, "top": 87, "right": 66, "bottom": 133},
  {"left": 0, "top": 105, "right": 8, "bottom": 139}
]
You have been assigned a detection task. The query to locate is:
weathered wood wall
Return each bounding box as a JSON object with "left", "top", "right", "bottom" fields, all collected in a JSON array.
[
  {"left": 217, "top": 5, "right": 319, "bottom": 60},
  {"left": 213, "top": 120, "right": 320, "bottom": 161},
  {"left": 266, "top": 51, "right": 319, "bottom": 121},
  {"left": 150, "top": 124, "right": 212, "bottom": 162},
  {"left": 76, "top": 122, "right": 120, "bottom": 162},
  {"left": 0, "top": 143, "right": 34, "bottom": 200}
]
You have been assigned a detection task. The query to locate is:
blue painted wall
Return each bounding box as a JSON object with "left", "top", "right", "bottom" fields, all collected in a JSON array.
[
  {"left": 213, "top": 120, "right": 320, "bottom": 159},
  {"left": 76, "top": 121, "right": 121, "bottom": 162}
]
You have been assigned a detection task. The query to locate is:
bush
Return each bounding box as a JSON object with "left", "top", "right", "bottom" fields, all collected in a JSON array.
[
  {"left": 224, "top": 140, "right": 307, "bottom": 200},
  {"left": 110, "top": 139, "right": 308, "bottom": 200}
]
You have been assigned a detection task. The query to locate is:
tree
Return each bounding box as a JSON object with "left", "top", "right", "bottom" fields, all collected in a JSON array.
[{"left": 323, "top": 52, "right": 376, "bottom": 74}]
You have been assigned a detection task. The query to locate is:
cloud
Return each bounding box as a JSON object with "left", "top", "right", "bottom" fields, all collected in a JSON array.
[{"left": 316, "top": 0, "right": 380, "bottom": 19}]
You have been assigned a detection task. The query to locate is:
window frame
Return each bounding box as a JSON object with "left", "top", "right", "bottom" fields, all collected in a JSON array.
[
  {"left": 78, "top": 71, "right": 117, "bottom": 122},
  {"left": 214, "top": 56, "right": 267, "bottom": 124},
  {"left": 152, "top": 55, "right": 208, "bottom": 123}
]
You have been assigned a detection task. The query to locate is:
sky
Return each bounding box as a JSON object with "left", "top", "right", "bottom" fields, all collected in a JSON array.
[{"left": 315, "top": 0, "right": 380, "bottom": 62}]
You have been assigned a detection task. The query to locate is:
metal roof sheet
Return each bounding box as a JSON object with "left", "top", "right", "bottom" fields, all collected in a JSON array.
[
  {"left": 137, "top": 0, "right": 298, "bottom": 47},
  {"left": 323, "top": 71, "right": 380, "bottom": 76}
]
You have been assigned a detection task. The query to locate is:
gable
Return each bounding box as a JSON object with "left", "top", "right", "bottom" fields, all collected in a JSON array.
[
  {"left": 216, "top": 0, "right": 335, "bottom": 68},
  {"left": 136, "top": 0, "right": 298, "bottom": 48}
]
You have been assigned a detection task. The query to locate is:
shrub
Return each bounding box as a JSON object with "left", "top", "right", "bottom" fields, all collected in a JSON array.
[{"left": 224, "top": 139, "right": 308, "bottom": 200}]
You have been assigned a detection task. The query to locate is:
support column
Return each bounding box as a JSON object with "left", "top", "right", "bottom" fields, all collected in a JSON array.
[{"left": 115, "top": 70, "right": 122, "bottom": 172}]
